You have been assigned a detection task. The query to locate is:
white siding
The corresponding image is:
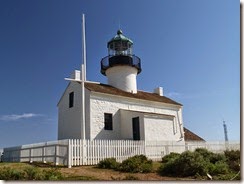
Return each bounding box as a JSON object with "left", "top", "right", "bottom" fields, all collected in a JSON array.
[
  {"left": 144, "top": 116, "right": 180, "bottom": 141},
  {"left": 90, "top": 92, "right": 184, "bottom": 141},
  {"left": 58, "top": 82, "right": 90, "bottom": 140}
]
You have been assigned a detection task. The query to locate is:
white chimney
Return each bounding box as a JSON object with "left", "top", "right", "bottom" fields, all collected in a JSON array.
[
  {"left": 154, "top": 87, "right": 163, "bottom": 96},
  {"left": 70, "top": 70, "right": 81, "bottom": 80}
]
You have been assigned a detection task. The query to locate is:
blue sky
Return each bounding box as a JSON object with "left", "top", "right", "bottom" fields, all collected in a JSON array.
[{"left": 0, "top": 0, "right": 240, "bottom": 148}]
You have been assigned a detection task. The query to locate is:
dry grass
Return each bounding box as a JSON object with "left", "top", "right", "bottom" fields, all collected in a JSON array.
[
  {"left": 0, "top": 162, "right": 195, "bottom": 181},
  {"left": 60, "top": 162, "right": 195, "bottom": 181}
]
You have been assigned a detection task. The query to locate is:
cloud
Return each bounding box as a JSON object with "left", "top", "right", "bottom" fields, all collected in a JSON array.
[
  {"left": 165, "top": 92, "right": 182, "bottom": 98},
  {"left": 0, "top": 113, "right": 43, "bottom": 121}
]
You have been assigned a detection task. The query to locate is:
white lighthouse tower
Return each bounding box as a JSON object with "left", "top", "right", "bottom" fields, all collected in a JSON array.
[{"left": 100, "top": 30, "right": 141, "bottom": 93}]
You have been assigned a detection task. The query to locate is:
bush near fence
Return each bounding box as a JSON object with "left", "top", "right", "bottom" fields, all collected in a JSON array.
[
  {"left": 97, "top": 155, "right": 153, "bottom": 173},
  {"left": 158, "top": 148, "right": 240, "bottom": 180}
]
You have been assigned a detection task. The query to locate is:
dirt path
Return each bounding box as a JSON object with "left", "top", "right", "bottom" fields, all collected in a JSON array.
[{"left": 60, "top": 166, "right": 195, "bottom": 181}]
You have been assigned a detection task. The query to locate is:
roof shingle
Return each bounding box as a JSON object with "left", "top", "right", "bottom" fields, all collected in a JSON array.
[
  {"left": 184, "top": 127, "right": 205, "bottom": 141},
  {"left": 84, "top": 82, "right": 182, "bottom": 106}
]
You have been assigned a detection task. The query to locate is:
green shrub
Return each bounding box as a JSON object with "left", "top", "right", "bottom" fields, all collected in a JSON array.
[
  {"left": 208, "top": 161, "right": 229, "bottom": 175},
  {"left": 224, "top": 150, "right": 240, "bottom": 172},
  {"left": 177, "top": 151, "right": 208, "bottom": 176},
  {"left": 0, "top": 167, "right": 25, "bottom": 180},
  {"left": 158, "top": 151, "right": 208, "bottom": 177},
  {"left": 209, "top": 153, "right": 226, "bottom": 164},
  {"left": 140, "top": 160, "right": 153, "bottom": 173},
  {"left": 43, "top": 168, "right": 63, "bottom": 180},
  {"left": 161, "top": 152, "right": 180, "bottom": 163},
  {"left": 228, "top": 160, "right": 240, "bottom": 172},
  {"left": 194, "top": 148, "right": 227, "bottom": 164},
  {"left": 224, "top": 150, "right": 240, "bottom": 161},
  {"left": 158, "top": 159, "right": 177, "bottom": 176},
  {"left": 119, "top": 155, "right": 153, "bottom": 173},
  {"left": 158, "top": 149, "right": 239, "bottom": 178},
  {"left": 97, "top": 158, "right": 119, "bottom": 169},
  {"left": 24, "top": 167, "right": 44, "bottom": 180},
  {"left": 0, "top": 166, "right": 63, "bottom": 181},
  {"left": 195, "top": 148, "right": 213, "bottom": 160}
]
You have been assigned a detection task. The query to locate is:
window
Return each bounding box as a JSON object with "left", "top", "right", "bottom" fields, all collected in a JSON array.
[
  {"left": 104, "top": 113, "right": 113, "bottom": 130},
  {"left": 69, "top": 92, "right": 74, "bottom": 108}
]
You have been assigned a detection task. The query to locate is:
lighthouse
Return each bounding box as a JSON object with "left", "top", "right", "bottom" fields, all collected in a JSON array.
[
  {"left": 58, "top": 28, "right": 188, "bottom": 143},
  {"left": 100, "top": 30, "right": 141, "bottom": 93}
]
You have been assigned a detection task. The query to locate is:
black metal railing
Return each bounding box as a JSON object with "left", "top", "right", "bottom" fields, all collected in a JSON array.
[{"left": 100, "top": 55, "right": 141, "bottom": 75}]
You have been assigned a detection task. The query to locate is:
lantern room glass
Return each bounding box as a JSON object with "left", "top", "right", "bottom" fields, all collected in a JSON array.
[{"left": 108, "top": 41, "right": 133, "bottom": 56}]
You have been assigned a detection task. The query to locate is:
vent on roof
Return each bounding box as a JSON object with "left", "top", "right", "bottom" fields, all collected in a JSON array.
[
  {"left": 154, "top": 87, "right": 163, "bottom": 96},
  {"left": 70, "top": 70, "right": 80, "bottom": 80}
]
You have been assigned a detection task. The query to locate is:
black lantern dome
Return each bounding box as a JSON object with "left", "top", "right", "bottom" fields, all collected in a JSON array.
[{"left": 101, "top": 30, "right": 141, "bottom": 75}]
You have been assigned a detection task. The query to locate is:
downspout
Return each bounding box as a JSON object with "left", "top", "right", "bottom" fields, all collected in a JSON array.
[{"left": 177, "top": 108, "right": 184, "bottom": 140}]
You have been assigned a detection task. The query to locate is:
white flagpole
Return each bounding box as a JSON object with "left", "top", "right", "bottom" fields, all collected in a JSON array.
[
  {"left": 81, "top": 14, "right": 86, "bottom": 140},
  {"left": 82, "top": 14, "right": 87, "bottom": 81}
]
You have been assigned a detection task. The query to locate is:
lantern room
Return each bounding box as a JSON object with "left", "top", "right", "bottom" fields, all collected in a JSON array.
[
  {"left": 100, "top": 30, "right": 141, "bottom": 76},
  {"left": 107, "top": 29, "right": 133, "bottom": 56}
]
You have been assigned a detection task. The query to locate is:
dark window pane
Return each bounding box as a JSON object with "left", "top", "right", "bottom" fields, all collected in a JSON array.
[
  {"left": 69, "top": 92, "right": 74, "bottom": 108},
  {"left": 104, "top": 113, "right": 113, "bottom": 130}
]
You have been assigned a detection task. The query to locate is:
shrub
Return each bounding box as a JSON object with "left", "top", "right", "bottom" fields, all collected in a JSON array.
[
  {"left": 158, "top": 159, "right": 177, "bottom": 176},
  {"left": 209, "top": 153, "right": 226, "bottom": 164},
  {"left": 24, "top": 167, "right": 44, "bottom": 180},
  {"left": 0, "top": 167, "right": 25, "bottom": 180},
  {"left": 177, "top": 151, "right": 208, "bottom": 176},
  {"left": 158, "top": 151, "right": 209, "bottom": 177},
  {"left": 158, "top": 149, "right": 239, "bottom": 178},
  {"left": 194, "top": 148, "right": 227, "bottom": 165},
  {"left": 195, "top": 148, "right": 213, "bottom": 160},
  {"left": 43, "top": 168, "right": 63, "bottom": 180},
  {"left": 161, "top": 152, "right": 180, "bottom": 163},
  {"left": 224, "top": 150, "right": 240, "bottom": 161},
  {"left": 97, "top": 158, "right": 119, "bottom": 169},
  {"left": 0, "top": 166, "right": 64, "bottom": 181},
  {"left": 224, "top": 150, "right": 240, "bottom": 171},
  {"left": 119, "top": 155, "right": 153, "bottom": 173},
  {"left": 208, "top": 161, "right": 229, "bottom": 175}
]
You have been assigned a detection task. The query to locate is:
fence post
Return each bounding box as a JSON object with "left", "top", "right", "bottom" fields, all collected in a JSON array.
[
  {"left": 55, "top": 145, "right": 59, "bottom": 166},
  {"left": 143, "top": 140, "right": 147, "bottom": 157},
  {"left": 82, "top": 139, "right": 87, "bottom": 165},
  {"left": 29, "top": 148, "right": 32, "bottom": 163},
  {"left": 67, "top": 139, "right": 72, "bottom": 168},
  {"left": 42, "top": 146, "right": 46, "bottom": 163}
]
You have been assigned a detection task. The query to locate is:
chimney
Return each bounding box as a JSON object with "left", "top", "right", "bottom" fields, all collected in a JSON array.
[
  {"left": 154, "top": 87, "right": 163, "bottom": 96},
  {"left": 70, "top": 70, "right": 80, "bottom": 80}
]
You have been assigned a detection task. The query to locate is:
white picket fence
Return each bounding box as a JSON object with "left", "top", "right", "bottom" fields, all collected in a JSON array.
[
  {"left": 2, "top": 139, "right": 240, "bottom": 168},
  {"left": 2, "top": 140, "right": 69, "bottom": 166}
]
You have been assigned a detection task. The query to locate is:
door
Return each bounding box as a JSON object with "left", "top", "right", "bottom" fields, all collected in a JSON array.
[{"left": 132, "top": 117, "right": 140, "bottom": 140}]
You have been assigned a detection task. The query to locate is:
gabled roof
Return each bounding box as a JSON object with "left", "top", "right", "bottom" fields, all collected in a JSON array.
[
  {"left": 184, "top": 127, "right": 205, "bottom": 141},
  {"left": 84, "top": 82, "right": 182, "bottom": 106}
]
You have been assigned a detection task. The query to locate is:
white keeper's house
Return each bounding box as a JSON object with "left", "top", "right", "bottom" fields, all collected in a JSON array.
[{"left": 57, "top": 30, "right": 204, "bottom": 142}]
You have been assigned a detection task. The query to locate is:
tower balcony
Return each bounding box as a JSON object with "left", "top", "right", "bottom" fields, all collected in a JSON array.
[{"left": 101, "top": 55, "right": 141, "bottom": 75}]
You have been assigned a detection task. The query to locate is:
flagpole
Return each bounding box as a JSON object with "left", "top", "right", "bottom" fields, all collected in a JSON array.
[
  {"left": 81, "top": 14, "right": 86, "bottom": 140},
  {"left": 82, "top": 14, "right": 87, "bottom": 81}
]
